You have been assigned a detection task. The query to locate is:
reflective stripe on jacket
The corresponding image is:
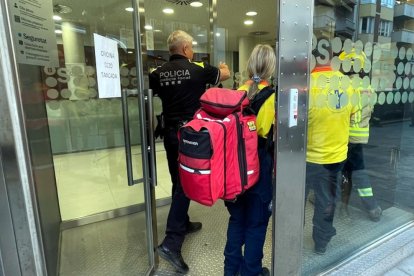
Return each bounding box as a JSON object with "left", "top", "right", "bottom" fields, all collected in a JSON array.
[{"left": 349, "top": 87, "right": 374, "bottom": 144}]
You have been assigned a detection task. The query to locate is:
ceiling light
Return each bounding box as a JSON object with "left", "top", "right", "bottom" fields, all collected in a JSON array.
[
  {"left": 163, "top": 8, "right": 174, "bottom": 14},
  {"left": 190, "top": 1, "right": 203, "bottom": 7},
  {"left": 192, "top": 41, "right": 198, "bottom": 45},
  {"left": 125, "top": 7, "right": 134, "bottom": 12},
  {"left": 128, "top": 51, "right": 133, "bottom": 54},
  {"left": 139, "top": 7, "right": 145, "bottom": 13},
  {"left": 166, "top": 0, "right": 195, "bottom": 5},
  {"left": 246, "top": 11, "right": 257, "bottom": 16},
  {"left": 144, "top": 25, "right": 153, "bottom": 30},
  {"left": 215, "top": 33, "right": 221, "bottom": 37},
  {"left": 249, "top": 31, "right": 269, "bottom": 36},
  {"left": 154, "top": 29, "right": 162, "bottom": 32},
  {"left": 55, "top": 30, "right": 63, "bottom": 34},
  {"left": 244, "top": 20, "right": 254, "bottom": 25},
  {"left": 197, "top": 34, "right": 205, "bottom": 37},
  {"left": 53, "top": 15, "right": 62, "bottom": 21}
]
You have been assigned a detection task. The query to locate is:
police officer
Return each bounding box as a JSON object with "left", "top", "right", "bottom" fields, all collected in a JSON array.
[{"left": 149, "top": 30, "right": 230, "bottom": 273}]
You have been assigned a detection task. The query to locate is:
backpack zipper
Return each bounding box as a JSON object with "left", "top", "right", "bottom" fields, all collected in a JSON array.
[
  {"left": 234, "top": 114, "right": 248, "bottom": 189},
  {"left": 215, "top": 120, "right": 227, "bottom": 197}
]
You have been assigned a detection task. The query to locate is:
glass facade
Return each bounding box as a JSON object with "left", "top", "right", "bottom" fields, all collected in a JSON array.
[
  {"left": 1, "top": 0, "right": 414, "bottom": 275},
  {"left": 305, "top": 0, "right": 414, "bottom": 274}
]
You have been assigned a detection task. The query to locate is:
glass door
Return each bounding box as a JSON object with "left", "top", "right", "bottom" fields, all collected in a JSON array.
[
  {"left": 8, "top": 0, "right": 157, "bottom": 274},
  {"left": 48, "top": 0, "right": 151, "bottom": 222}
]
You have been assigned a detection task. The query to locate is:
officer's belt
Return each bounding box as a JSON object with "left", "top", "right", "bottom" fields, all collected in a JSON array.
[{"left": 164, "top": 118, "right": 189, "bottom": 128}]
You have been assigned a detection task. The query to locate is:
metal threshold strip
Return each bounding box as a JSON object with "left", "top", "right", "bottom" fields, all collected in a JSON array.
[{"left": 60, "top": 197, "right": 172, "bottom": 231}]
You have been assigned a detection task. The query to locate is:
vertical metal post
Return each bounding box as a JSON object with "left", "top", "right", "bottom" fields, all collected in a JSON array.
[
  {"left": 0, "top": 152, "right": 21, "bottom": 276},
  {"left": 273, "top": 0, "right": 313, "bottom": 275},
  {"left": 132, "top": 0, "right": 158, "bottom": 272},
  {"left": 373, "top": 0, "right": 381, "bottom": 44},
  {"left": 0, "top": 0, "right": 47, "bottom": 275},
  {"left": 370, "top": 0, "right": 381, "bottom": 79},
  {"left": 354, "top": 0, "right": 361, "bottom": 41}
]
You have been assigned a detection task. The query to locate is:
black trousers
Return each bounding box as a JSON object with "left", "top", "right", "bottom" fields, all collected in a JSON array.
[
  {"left": 342, "top": 143, "right": 378, "bottom": 211},
  {"left": 161, "top": 125, "right": 190, "bottom": 252},
  {"left": 305, "top": 161, "right": 344, "bottom": 248}
]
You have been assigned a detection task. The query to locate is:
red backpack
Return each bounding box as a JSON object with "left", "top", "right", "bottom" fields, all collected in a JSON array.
[{"left": 178, "top": 87, "right": 260, "bottom": 206}]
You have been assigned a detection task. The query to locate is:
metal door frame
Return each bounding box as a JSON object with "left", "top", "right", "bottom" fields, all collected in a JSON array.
[
  {"left": 131, "top": 0, "right": 158, "bottom": 273},
  {"left": 0, "top": 0, "right": 48, "bottom": 274},
  {"left": 0, "top": 151, "right": 22, "bottom": 276}
]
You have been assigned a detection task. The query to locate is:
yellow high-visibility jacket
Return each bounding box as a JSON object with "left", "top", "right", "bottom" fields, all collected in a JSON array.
[{"left": 307, "top": 66, "right": 358, "bottom": 164}]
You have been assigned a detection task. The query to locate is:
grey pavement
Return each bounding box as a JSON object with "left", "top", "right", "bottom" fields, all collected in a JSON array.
[{"left": 325, "top": 224, "right": 414, "bottom": 276}]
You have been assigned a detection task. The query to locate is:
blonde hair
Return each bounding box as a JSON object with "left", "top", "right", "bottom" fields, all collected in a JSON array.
[
  {"left": 167, "top": 30, "right": 193, "bottom": 54},
  {"left": 246, "top": 44, "right": 276, "bottom": 99}
]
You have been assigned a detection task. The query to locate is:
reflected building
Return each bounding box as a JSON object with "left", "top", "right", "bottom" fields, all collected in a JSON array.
[
  {"left": 314, "top": 0, "right": 357, "bottom": 40},
  {"left": 313, "top": 0, "right": 414, "bottom": 123}
]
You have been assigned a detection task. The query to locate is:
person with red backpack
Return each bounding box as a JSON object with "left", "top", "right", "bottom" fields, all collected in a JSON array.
[{"left": 223, "top": 44, "right": 276, "bottom": 276}]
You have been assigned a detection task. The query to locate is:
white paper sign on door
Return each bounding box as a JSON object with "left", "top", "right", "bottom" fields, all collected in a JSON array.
[{"left": 94, "top": 33, "right": 121, "bottom": 98}]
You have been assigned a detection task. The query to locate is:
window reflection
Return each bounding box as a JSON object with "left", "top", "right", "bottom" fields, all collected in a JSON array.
[{"left": 306, "top": 0, "right": 414, "bottom": 274}]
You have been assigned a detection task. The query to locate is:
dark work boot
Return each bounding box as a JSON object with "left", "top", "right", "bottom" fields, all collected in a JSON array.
[
  {"left": 185, "top": 221, "right": 202, "bottom": 234},
  {"left": 260, "top": 267, "right": 270, "bottom": 276},
  {"left": 314, "top": 244, "right": 327, "bottom": 255},
  {"left": 368, "top": 206, "right": 382, "bottom": 222},
  {"left": 157, "top": 244, "right": 189, "bottom": 274}
]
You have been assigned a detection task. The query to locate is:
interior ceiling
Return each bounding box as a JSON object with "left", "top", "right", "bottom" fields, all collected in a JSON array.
[{"left": 53, "top": 0, "right": 278, "bottom": 52}]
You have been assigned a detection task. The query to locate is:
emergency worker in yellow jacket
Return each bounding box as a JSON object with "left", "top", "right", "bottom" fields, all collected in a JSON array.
[
  {"left": 339, "top": 51, "right": 382, "bottom": 222},
  {"left": 224, "top": 44, "right": 276, "bottom": 276},
  {"left": 306, "top": 65, "right": 358, "bottom": 254}
]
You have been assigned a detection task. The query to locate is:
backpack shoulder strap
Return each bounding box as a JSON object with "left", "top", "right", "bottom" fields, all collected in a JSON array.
[
  {"left": 250, "top": 86, "right": 277, "bottom": 154},
  {"left": 249, "top": 86, "right": 275, "bottom": 115}
]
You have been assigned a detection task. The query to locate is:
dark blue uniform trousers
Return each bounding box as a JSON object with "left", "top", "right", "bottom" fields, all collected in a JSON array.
[
  {"left": 161, "top": 126, "right": 190, "bottom": 253},
  {"left": 305, "top": 161, "right": 344, "bottom": 249},
  {"left": 224, "top": 147, "right": 273, "bottom": 276}
]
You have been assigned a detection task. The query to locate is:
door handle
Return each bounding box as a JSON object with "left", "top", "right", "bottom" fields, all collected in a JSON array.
[
  {"left": 121, "top": 88, "right": 157, "bottom": 187},
  {"left": 145, "top": 89, "right": 158, "bottom": 187},
  {"left": 121, "top": 89, "right": 140, "bottom": 186}
]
